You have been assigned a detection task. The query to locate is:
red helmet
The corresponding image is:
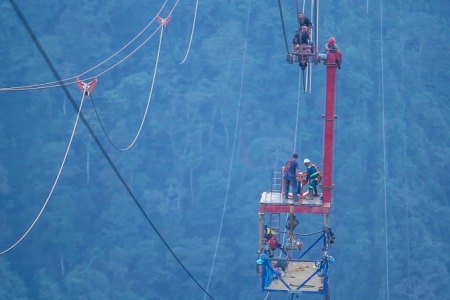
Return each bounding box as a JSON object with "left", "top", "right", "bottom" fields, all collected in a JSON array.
[{"left": 328, "top": 37, "right": 336, "bottom": 44}]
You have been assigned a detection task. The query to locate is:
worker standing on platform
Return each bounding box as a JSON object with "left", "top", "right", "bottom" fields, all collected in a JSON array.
[
  {"left": 325, "top": 37, "right": 339, "bottom": 51},
  {"left": 303, "top": 158, "right": 321, "bottom": 199},
  {"left": 297, "top": 12, "right": 313, "bottom": 32},
  {"left": 284, "top": 154, "right": 300, "bottom": 201},
  {"left": 292, "top": 26, "right": 310, "bottom": 49}
]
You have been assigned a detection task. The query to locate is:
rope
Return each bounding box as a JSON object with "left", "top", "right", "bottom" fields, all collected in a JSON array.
[
  {"left": 298, "top": 230, "right": 323, "bottom": 236},
  {"left": 400, "top": 0, "right": 411, "bottom": 296},
  {"left": 166, "top": 0, "right": 199, "bottom": 64},
  {"left": 0, "top": 92, "right": 86, "bottom": 255},
  {"left": 379, "top": 0, "right": 390, "bottom": 298},
  {"left": 203, "top": 0, "right": 252, "bottom": 297},
  {"left": 0, "top": 0, "right": 169, "bottom": 91},
  {"left": 89, "top": 25, "right": 164, "bottom": 151},
  {"left": 277, "top": 0, "right": 290, "bottom": 54},
  {"left": 9, "top": 2, "right": 215, "bottom": 298},
  {"left": 263, "top": 292, "right": 270, "bottom": 300}
]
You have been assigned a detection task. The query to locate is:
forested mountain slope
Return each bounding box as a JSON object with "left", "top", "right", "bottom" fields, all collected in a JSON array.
[{"left": 0, "top": 0, "right": 449, "bottom": 299}]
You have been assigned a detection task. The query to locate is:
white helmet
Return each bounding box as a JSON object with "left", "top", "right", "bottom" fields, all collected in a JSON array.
[{"left": 303, "top": 158, "right": 310, "bottom": 163}]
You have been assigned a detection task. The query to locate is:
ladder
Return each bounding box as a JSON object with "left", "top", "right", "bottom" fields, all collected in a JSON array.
[
  {"left": 271, "top": 169, "right": 283, "bottom": 193},
  {"left": 269, "top": 213, "right": 281, "bottom": 256}
]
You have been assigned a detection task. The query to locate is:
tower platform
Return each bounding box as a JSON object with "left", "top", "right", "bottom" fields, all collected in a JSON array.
[
  {"left": 259, "top": 192, "right": 330, "bottom": 214},
  {"left": 267, "top": 261, "right": 323, "bottom": 293}
]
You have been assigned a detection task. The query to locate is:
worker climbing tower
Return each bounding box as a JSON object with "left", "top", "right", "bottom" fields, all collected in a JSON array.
[{"left": 257, "top": 1, "right": 341, "bottom": 299}]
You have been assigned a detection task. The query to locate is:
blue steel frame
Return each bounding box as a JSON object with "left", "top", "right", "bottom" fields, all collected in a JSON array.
[{"left": 260, "top": 232, "right": 329, "bottom": 296}]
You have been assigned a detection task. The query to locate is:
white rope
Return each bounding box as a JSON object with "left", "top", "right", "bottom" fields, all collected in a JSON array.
[
  {"left": 203, "top": 0, "right": 252, "bottom": 297},
  {"left": 400, "top": 0, "right": 411, "bottom": 296},
  {"left": 380, "top": 0, "right": 390, "bottom": 298},
  {"left": 0, "top": 0, "right": 170, "bottom": 91},
  {"left": 263, "top": 292, "right": 270, "bottom": 300},
  {"left": 293, "top": 69, "right": 302, "bottom": 152},
  {"left": 178, "top": 0, "right": 199, "bottom": 64},
  {"left": 0, "top": 92, "right": 86, "bottom": 255},
  {"left": 302, "top": 0, "right": 306, "bottom": 13},
  {"left": 113, "top": 25, "right": 165, "bottom": 151}
]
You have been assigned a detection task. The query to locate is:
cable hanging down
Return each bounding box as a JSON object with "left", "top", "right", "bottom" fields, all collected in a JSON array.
[
  {"left": 0, "top": 92, "right": 87, "bottom": 255},
  {"left": 8, "top": 2, "right": 215, "bottom": 299},
  {"left": 277, "top": 0, "right": 290, "bottom": 54},
  {"left": 379, "top": 0, "right": 390, "bottom": 298},
  {"left": 203, "top": 0, "right": 252, "bottom": 298},
  {"left": 0, "top": 0, "right": 170, "bottom": 92},
  {"left": 89, "top": 25, "right": 165, "bottom": 151},
  {"left": 166, "top": 0, "right": 199, "bottom": 64}
]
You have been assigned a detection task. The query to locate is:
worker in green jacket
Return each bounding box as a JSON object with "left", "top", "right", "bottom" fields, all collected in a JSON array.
[{"left": 303, "top": 158, "right": 321, "bottom": 199}]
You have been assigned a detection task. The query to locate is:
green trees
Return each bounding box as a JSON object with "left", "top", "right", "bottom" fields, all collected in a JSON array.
[{"left": 0, "top": 0, "right": 449, "bottom": 299}]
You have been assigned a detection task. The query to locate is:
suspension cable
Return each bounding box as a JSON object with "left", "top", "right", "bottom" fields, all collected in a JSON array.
[
  {"left": 379, "top": 0, "right": 390, "bottom": 298},
  {"left": 0, "top": 0, "right": 169, "bottom": 91},
  {"left": 203, "top": 1, "right": 252, "bottom": 298},
  {"left": 2, "top": 25, "right": 162, "bottom": 92},
  {"left": 277, "top": 0, "right": 290, "bottom": 54},
  {"left": 9, "top": 2, "right": 215, "bottom": 298},
  {"left": 89, "top": 25, "right": 164, "bottom": 151},
  {"left": 166, "top": 0, "right": 199, "bottom": 64},
  {"left": 400, "top": 0, "right": 411, "bottom": 296},
  {"left": 0, "top": 92, "right": 87, "bottom": 255}
]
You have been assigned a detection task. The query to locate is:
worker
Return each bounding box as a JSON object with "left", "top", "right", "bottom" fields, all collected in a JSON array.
[
  {"left": 298, "top": 12, "right": 313, "bottom": 31},
  {"left": 325, "top": 37, "right": 339, "bottom": 51},
  {"left": 325, "top": 37, "right": 341, "bottom": 69},
  {"left": 292, "top": 26, "right": 311, "bottom": 70},
  {"left": 292, "top": 26, "right": 310, "bottom": 49},
  {"left": 303, "top": 158, "right": 321, "bottom": 199},
  {"left": 315, "top": 247, "right": 335, "bottom": 290},
  {"left": 284, "top": 154, "right": 300, "bottom": 201}
]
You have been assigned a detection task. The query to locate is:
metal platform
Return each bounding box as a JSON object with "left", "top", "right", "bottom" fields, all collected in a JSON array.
[
  {"left": 259, "top": 192, "right": 330, "bottom": 214},
  {"left": 268, "top": 261, "right": 322, "bottom": 292}
]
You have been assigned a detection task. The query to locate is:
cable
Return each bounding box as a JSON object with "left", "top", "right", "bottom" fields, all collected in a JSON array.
[
  {"left": 399, "top": 0, "right": 411, "bottom": 296},
  {"left": 89, "top": 25, "right": 164, "bottom": 151},
  {"left": 166, "top": 0, "right": 199, "bottom": 64},
  {"left": 0, "top": 93, "right": 86, "bottom": 255},
  {"left": 203, "top": 0, "right": 252, "bottom": 298},
  {"left": 8, "top": 2, "right": 214, "bottom": 299},
  {"left": 1, "top": 25, "right": 162, "bottom": 92},
  {"left": 293, "top": 68, "right": 302, "bottom": 152},
  {"left": 298, "top": 230, "right": 323, "bottom": 236},
  {"left": 0, "top": 0, "right": 169, "bottom": 91},
  {"left": 379, "top": 0, "right": 390, "bottom": 299},
  {"left": 277, "top": 0, "right": 290, "bottom": 54}
]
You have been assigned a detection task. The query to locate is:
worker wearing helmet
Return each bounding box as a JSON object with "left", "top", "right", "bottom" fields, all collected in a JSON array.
[
  {"left": 303, "top": 158, "right": 321, "bottom": 199},
  {"left": 284, "top": 154, "right": 300, "bottom": 201},
  {"left": 325, "top": 37, "right": 339, "bottom": 52}
]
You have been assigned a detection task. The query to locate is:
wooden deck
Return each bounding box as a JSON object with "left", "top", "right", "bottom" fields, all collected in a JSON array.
[
  {"left": 268, "top": 261, "right": 322, "bottom": 292},
  {"left": 259, "top": 192, "right": 330, "bottom": 214}
]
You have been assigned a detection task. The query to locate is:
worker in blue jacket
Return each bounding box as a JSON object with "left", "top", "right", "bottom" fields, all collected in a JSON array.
[{"left": 284, "top": 154, "right": 300, "bottom": 201}]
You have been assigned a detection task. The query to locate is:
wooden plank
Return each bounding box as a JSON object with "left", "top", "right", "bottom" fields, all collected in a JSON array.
[
  {"left": 259, "top": 192, "right": 330, "bottom": 214},
  {"left": 268, "top": 261, "right": 322, "bottom": 292}
]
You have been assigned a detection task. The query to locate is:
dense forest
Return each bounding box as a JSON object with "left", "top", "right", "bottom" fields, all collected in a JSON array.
[{"left": 0, "top": 0, "right": 449, "bottom": 299}]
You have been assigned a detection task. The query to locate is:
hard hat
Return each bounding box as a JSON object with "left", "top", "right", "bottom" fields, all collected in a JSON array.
[
  {"left": 303, "top": 158, "right": 310, "bottom": 163},
  {"left": 328, "top": 37, "right": 336, "bottom": 44}
]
